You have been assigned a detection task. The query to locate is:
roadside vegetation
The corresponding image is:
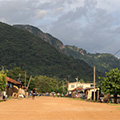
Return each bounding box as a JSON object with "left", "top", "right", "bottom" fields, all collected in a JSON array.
[
  {"left": 6, "top": 67, "right": 68, "bottom": 94},
  {"left": 99, "top": 68, "right": 120, "bottom": 103},
  {"left": 0, "top": 70, "right": 7, "bottom": 91}
]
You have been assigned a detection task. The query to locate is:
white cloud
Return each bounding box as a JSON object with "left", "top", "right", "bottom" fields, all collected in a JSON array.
[
  {"left": 35, "top": 10, "right": 47, "bottom": 19},
  {"left": 96, "top": 0, "right": 120, "bottom": 13},
  {"left": 0, "top": 17, "right": 6, "bottom": 23},
  {"left": 45, "top": 0, "right": 120, "bottom": 55}
]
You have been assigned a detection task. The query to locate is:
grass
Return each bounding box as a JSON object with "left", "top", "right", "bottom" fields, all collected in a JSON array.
[
  {"left": 66, "top": 97, "right": 99, "bottom": 103},
  {"left": 108, "top": 103, "right": 120, "bottom": 110},
  {"left": 117, "top": 108, "right": 120, "bottom": 110},
  {"left": 108, "top": 103, "right": 120, "bottom": 106},
  {"left": 0, "top": 100, "right": 4, "bottom": 102}
]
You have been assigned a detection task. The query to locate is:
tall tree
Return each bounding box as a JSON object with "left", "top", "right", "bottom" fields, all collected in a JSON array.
[
  {"left": 7, "top": 67, "right": 29, "bottom": 85},
  {"left": 34, "top": 75, "right": 58, "bottom": 93},
  {"left": 99, "top": 68, "right": 120, "bottom": 103},
  {"left": 0, "top": 70, "right": 7, "bottom": 91}
]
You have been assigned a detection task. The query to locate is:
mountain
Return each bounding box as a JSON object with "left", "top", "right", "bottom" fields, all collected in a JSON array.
[
  {"left": 65, "top": 45, "right": 120, "bottom": 72},
  {"left": 13, "top": 25, "right": 67, "bottom": 53},
  {"left": 0, "top": 22, "right": 98, "bottom": 82},
  {"left": 14, "top": 25, "right": 120, "bottom": 73}
]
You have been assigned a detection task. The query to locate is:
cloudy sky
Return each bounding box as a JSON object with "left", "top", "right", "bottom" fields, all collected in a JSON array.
[{"left": 0, "top": 0, "right": 120, "bottom": 57}]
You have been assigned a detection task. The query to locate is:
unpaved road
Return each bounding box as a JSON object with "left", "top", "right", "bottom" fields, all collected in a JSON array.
[{"left": 0, "top": 97, "right": 120, "bottom": 120}]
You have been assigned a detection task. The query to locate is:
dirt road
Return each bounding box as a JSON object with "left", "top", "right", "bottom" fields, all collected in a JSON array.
[{"left": 0, "top": 97, "right": 119, "bottom": 120}]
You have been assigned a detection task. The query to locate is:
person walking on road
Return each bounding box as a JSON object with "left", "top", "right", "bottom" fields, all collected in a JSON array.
[{"left": 31, "top": 88, "right": 36, "bottom": 100}]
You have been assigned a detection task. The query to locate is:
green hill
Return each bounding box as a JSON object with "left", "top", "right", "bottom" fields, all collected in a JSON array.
[
  {"left": 65, "top": 45, "right": 120, "bottom": 72},
  {"left": 14, "top": 25, "right": 120, "bottom": 73},
  {"left": 13, "top": 24, "right": 67, "bottom": 53},
  {"left": 0, "top": 22, "right": 99, "bottom": 82}
]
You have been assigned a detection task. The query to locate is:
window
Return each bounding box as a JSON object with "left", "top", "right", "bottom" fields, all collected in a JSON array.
[
  {"left": 71, "top": 85, "right": 75, "bottom": 88},
  {"left": 90, "top": 85, "right": 94, "bottom": 87},
  {"left": 80, "top": 85, "right": 83, "bottom": 88}
]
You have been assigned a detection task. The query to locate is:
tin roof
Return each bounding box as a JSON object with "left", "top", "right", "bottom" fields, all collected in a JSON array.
[
  {"left": 72, "top": 87, "right": 83, "bottom": 92},
  {"left": 6, "top": 77, "right": 22, "bottom": 85}
]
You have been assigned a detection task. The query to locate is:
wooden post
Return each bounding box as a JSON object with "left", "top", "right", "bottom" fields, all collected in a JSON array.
[
  {"left": 27, "top": 76, "right": 32, "bottom": 90},
  {"left": 2, "top": 66, "right": 4, "bottom": 71},
  {"left": 63, "top": 81, "right": 64, "bottom": 93},
  {"left": 97, "top": 89, "right": 99, "bottom": 101},
  {"left": 93, "top": 66, "right": 96, "bottom": 101},
  {"left": 25, "top": 71, "right": 26, "bottom": 87},
  {"left": 75, "top": 77, "right": 78, "bottom": 92}
]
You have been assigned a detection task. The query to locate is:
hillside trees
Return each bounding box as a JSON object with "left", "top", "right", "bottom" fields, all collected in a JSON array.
[
  {"left": 0, "top": 70, "right": 7, "bottom": 91},
  {"left": 99, "top": 68, "right": 120, "bottom": 103},
  {"left": 32, "top": 75, "right": 68, "bottom": 94},
  {"left": 7, "top": 67, "right": 29, "bottom": 85},
  {"left": 33, "top": 75, "right": 58, "bottom": 93}
]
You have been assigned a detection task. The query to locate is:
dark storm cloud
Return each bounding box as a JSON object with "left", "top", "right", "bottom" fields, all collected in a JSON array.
[{"left": 0, "top": 0, "right": 120, "bottom": 56}]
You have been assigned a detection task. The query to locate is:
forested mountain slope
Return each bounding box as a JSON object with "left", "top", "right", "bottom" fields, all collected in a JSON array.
[
  {"left": 14, "top": 24, "right": 120, "bottom": 73},
  {"left": 0, "top": 22, "right": 98, "bottom": 82}
]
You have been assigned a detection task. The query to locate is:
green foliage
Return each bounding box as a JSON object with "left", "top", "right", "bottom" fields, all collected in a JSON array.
[
  {"left": 34, "top": 75, "right": 58, "bottom": 93},
  {"left": 99, "top": 68, "right": 120, "bottom": 96},
  {"left": 57, "top": 79, "right": 68, "bottom": 94},
  {"left": 79, "top": 79, "right": 85, "bottom": 83},
  {"left": 7, "top": 67, "right": 36, "bottom": 91},
  {"left": 28, "top": 79, "right": 36, "bottom": 91},
  {"left": 65, "top": 45, "right": 120, "bottom": 74},
  {"left": 0, "top": 70, "right": 7, "bottom": 91},
  {"left": 33, "top": 76, "right": 68, "bottom": 94},
  {"left": 7, "top": 67, "right": 29, "bottom": 85}
]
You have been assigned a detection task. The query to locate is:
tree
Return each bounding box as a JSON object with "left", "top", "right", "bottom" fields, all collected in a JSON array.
[
  {"left": 34, "top": 75, "right": 58, "bottom": 93},
  {"left": 79, "top": 79, "right": 85, "bottom": 83},
  {"left": 0, "top": 70, "right": 7, "bottom": 91},
  {"left": 99, "top": 68, "right": 120, "bottom": 103},
  {"left": 7, "top": 67, "right": 29, "bottom": 86}
]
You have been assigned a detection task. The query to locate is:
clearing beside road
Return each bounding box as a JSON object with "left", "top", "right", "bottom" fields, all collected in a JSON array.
[{"left": 0, "top": 97, "right": 119, "bottom": 120}]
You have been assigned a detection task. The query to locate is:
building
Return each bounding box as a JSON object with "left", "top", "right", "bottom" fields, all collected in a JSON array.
[
  {"left": 6, "top": 77, "right": 23, "bottom": 98},
  {"left": 68, "top": 82, "right": 94, "bottom": 94},
  {"left": 83, "top": 87, "right": 99, "bottom": 100}
]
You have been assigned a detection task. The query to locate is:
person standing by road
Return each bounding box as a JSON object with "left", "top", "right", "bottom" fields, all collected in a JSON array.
[
  {"left": 31, "top": 88, "right": 36, "bottom": 100},
  {"left": 3, "top": 91, "right": 6, "bottom": 101}
]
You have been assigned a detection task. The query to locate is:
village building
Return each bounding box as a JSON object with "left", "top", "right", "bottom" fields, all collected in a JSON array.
[
  {"left": 67, "top": 82, "right": 99, "bottom": 100},
  {"left": 83, "top": 87, "right": 99, "bottom": 100},
  {"left": 6, "top": 77, "right": 23, "bottom": 98},
  {"left": 68, "top": 82, "right": 94, "bottom": 94}
]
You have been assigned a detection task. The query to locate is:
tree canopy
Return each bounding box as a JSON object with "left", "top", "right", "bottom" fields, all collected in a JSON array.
[
  {"left": 0, "top": 70, "right": 7, "bottom": 91},
  {"left": 99, "top": 68, "right": 120, "bottom": 103},
  {"left": 33, "top": 75, "right": 58, "bottom": 93}
]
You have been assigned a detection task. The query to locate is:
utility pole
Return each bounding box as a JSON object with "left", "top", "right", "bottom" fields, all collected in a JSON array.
[
  {"left": 75, "top": 77, "right": 78, "bottom": 87},
  {"left": 19, "top": 73, "right": 21, "bottom": 82},
  {"left": 93, "top": 66, "right": 96, "bottom": 101},
  {"left": 27, "top": 76, "right": 32, "bottom": 90},
  {"left": 2, "top": 66, "right": 4, "bottom": 71},
  {"left": 63, "top": 81, "right": 64, "bottom": 94},
  {"left": 67, "top": 75, "right": 70, "bottom": 94},
  {"left": 75, "top": 77, "right": 78, "bottom": 93},
  {"left": 25, "top": 71, "right": 26, "bottom": 87}
]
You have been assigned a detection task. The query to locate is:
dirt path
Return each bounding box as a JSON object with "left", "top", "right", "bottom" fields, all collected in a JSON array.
[{"left": 0, "top": 97, "right": 119, "bottom": 120}]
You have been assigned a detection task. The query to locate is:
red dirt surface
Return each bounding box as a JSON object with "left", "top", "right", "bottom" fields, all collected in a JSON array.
[{"left": 0, "top": 97, "right": 120, "bottom": 120}]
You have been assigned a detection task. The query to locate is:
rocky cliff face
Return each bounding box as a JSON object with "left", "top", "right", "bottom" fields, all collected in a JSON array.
[{"left": 13, "top": 25, "right": 66, "bottom": 53}]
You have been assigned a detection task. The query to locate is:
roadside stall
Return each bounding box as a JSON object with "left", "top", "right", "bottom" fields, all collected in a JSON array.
[{"left": 6, "top": 77, "right": 24, "bottom": 98}]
